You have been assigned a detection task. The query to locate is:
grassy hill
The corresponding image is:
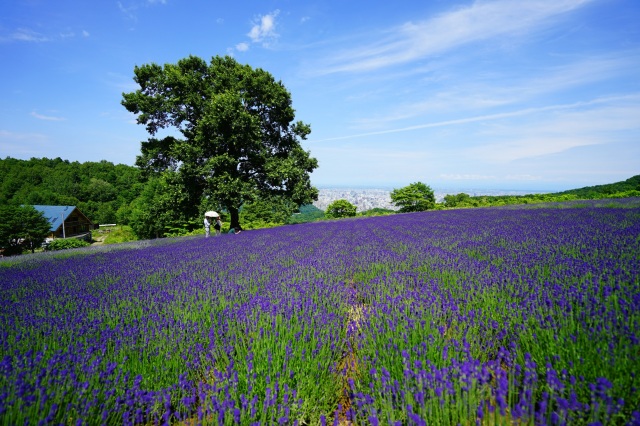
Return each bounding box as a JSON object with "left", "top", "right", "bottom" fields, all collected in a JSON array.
[
  {"left": 443, "top": 175, "right": 640, "bottom": 208},
  {"left": 555, "top": 174, "right": 640, "bottom": 198}
]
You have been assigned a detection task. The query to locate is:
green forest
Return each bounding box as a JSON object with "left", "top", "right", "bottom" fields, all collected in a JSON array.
[{"left": 0, "top": 157, "right": 142, "bottom": 225}]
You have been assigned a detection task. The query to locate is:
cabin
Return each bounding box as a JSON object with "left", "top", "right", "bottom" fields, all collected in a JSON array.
[{"left": 32, "top": 205, "right": 95, "bottom": 241}]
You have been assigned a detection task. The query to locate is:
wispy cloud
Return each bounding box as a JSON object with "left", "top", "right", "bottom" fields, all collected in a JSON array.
[
  {"left": 1, "top": 26, "right": 91, "bottom": 43},
  {"left": 118, "top": 0, "right": 167, "bottom": 21},
  {"left": 31, "top": 111, "right": 66, "bottom": 121},
  {"left": 247, "top": 10, "right": 280, "bottom": 46},
  {"left": 117, "top": 2, "right": 138, "bottom": 21},
  {"left": 467, "top": 96, "right": 640, "bottom": 162},
  {"left": 8, "top": 28, "right": 50, "bottom": 42},
  {"left": 317, "top": 0, "right": 595, "bottom": 74},
  {"left": 311, "top": 94, "right": 640, "bottom": 143},
  {"left": 351, "top": 52, "right": 640, "bottom": 129}
]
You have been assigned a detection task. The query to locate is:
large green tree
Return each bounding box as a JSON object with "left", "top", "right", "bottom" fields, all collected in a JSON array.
[
  {"left": 0, "top": 205, "right": 51, "bottom": 255},
  {"left": 121, "top": 55, "right": 318, "bottom": 231},
  {"left": 390, "top": 182, "right": 436, "bottom": 212}
]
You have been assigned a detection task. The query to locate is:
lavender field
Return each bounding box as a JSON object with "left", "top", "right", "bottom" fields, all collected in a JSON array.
[{"left": 1, "top": 200, "right": 639, "bottom": 425}]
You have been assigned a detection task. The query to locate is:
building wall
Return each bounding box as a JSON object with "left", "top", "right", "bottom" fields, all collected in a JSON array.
[{"left": 53, "top": 209, "right": 94, "bottom": 238}]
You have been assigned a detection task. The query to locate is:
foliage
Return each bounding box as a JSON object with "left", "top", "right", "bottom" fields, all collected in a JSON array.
[
  {"left": 325, "top": 199, "right": 357, "bottom": 218},
  {"left": 240, "top": 195, "right": 298, "bottom": 226},
  {"left": 358, "top": 207, "right": 396, "bottom": 217},
  {"left": 556, "top": 174, "right": 640, "bottom": 198},
  {"left": 47, "top": 238, "right": 90, "bottom": 251},
  {"left": 288, "top": 204, "right": 325, "bottom": 224},
  {"left": 127, "top": 176, "right": 188, "bottom": 239},
  {"left": 121, "top": 55, "right": 318, "bottom": 233},
  {"left": 390, "top": 182, "right": 436, "bottom": 212},
  {"left": 102, "top": 226, "right": 138, "bottom": 245},
  {"left": 0, "top": 157, "right": 142, "bottom": 225},
  {"left": 0, "top": 205, "right": 51, "bottom": 255}
]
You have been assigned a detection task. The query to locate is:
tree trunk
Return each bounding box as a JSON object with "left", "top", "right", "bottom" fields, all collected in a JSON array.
[{"left": 229, "top": 207, "right": 240, "bottom": 230}]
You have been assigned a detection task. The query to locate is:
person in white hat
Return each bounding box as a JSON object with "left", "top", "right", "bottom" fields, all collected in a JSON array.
[{"left": 204, "top": 215, "right": 211, "bottom": 238}]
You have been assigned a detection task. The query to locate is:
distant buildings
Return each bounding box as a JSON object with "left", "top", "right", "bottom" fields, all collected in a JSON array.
[
  {"left": 313, "top": 188, "right": 545, "bottom": 212},
  {"left": 313, "top": 189, "right": 398, "bottom": 212}
]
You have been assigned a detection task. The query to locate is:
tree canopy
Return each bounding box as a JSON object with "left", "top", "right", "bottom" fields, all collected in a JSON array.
[
  {"left": 0, "top": 157, "right": 142, "bottom": 225},
  {"left": 390, "top": 182, "right": 436, "bottom": 213},
  {"left": 326, "top": 199, "right": 357, "bottom": 218},
  {"left": 0, "top": 205, "right": 51, "bottom": 255},
  {"left": 121, "top": 55, "right": 318, "bottom": 232}
]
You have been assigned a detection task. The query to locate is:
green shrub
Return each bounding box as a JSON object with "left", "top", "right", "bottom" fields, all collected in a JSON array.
[
  {"left": 103, "top": 226, "right": 138, "bottom": 244},
  {"left": 48, "top": 239, "right": 90, "bottom": 251}
]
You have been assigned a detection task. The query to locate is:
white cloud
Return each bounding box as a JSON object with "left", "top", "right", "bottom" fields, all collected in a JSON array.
[
  {"left": 318, "top": 0, "right": 595, "bottom": 74},
  {"left": 10, "top": 28, "right": 49, "bottom": 42},
  {"left": 82, "top": 30, "right": 90, "bottom": 37},
  {"left": 31, "top": 112, "right": 66, "bottom": 121},
  {"left": 235, "top": 42, "right": 249, "bottom": 52},
  {"left": 247, "top": 10, "right": 280, "bottom": 46}
]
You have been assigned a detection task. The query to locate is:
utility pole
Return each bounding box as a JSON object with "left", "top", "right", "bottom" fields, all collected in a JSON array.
[{"left": 61, "top": 213, "right": 66, "bottom": 238}]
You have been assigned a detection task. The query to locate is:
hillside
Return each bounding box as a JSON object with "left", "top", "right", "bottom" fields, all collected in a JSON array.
[
  {"left": 555, "top": 174, "right": 640, "bottom": 197},
  {"left": 443, "top": 175, "right": 640, "bottom": 208}
]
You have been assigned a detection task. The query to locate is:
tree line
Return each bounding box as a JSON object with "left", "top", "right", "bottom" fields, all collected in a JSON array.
[{"left": 0, "top": 157, "right": 142, "bottom": 225}]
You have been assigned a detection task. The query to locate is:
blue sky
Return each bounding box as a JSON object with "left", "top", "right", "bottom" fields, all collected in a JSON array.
[{"left": 1, "top": 0, "right": 639, "bottom": 191}]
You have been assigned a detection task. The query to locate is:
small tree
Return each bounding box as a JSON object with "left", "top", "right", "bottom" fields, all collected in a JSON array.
[
  {"left": 0, "top": 205, "right": 51, "bottom": 255},
  {"left": 390, "top": 182, "right": 436, "bottom": 212},
  {"left": 326, "top": 199, "right": 357, "bottom": 218}
]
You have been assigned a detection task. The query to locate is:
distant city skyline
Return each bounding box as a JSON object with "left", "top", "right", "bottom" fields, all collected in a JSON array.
[{"left": 312, "top": 187, "right": 549, "bottom": 211}]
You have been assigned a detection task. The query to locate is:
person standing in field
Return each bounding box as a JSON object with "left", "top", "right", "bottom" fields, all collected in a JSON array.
[
  {"left": 204, "top": 216, "right": 211, "bottom": 238},
  {"left": 214, "top": 216, "right": 222, "bottom": 236}
]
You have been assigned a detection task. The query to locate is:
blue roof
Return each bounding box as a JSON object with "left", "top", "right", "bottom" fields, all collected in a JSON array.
[{"left": 32, "top": 205, "right": 77, "bottom": 232}]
